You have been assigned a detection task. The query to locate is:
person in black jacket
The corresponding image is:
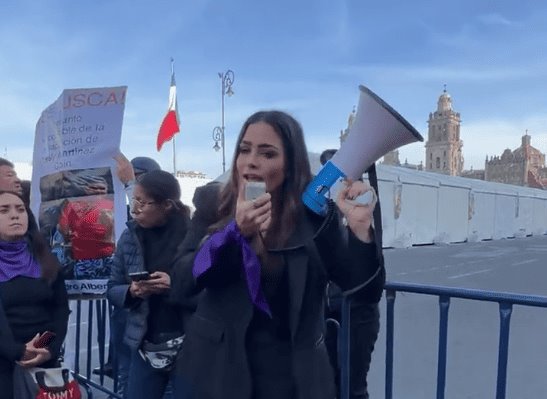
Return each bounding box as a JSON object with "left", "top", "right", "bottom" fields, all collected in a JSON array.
[
  {"left": 171, "top": 110, "right": 384, "bottom": 399},
  {"left": 0, "top": 190, "right": 70, "bottom": 399},
  {"left": 320, "top": 149, "right": 382, "bottom": 399},
  {"left": 94, "top": 153, "right": 162, "bottom": 390}
]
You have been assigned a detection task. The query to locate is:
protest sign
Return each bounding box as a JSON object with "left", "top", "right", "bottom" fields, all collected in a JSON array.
[{"left": 30, "top": 87, "right": 127, "bottom": 297}]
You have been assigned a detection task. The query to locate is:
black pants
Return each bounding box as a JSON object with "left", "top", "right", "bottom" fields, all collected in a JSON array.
[{"left": 325, "top": 299, "right": 380, "bottom": 399}]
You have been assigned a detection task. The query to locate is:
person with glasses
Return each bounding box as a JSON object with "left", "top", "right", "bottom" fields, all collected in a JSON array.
[
  {"left": 96, "top": 154, "right": 162, "bottom": 396},
  {"left": 107, "top": 170, "right": 192, "bottom": 399}
]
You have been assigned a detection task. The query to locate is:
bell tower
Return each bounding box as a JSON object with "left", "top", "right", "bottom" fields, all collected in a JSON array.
[{"left": 425, "top": 86, "right": 463, "bottom": 175}]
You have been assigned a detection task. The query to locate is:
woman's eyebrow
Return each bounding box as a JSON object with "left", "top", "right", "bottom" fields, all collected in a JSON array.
[
  {"left": 240, "top": 140, "right": 278, "bottom": 149},
  {"left": 257, "top": 144, "right": 280, "bottom": 150}
]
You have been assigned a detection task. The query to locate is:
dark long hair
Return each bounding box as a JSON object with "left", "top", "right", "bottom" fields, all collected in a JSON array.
[
  {"left": 0, "top": 190, "right": 60, "bottom": 283},
  {"left": 215, "top": 110, "right": 312, "bottom": 248},
  {"left": 137, "top": 170, "right": 191, "bottom": 219}
]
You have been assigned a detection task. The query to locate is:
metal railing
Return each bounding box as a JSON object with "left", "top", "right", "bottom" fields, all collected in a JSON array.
[
  {"left": 338, "top": 281, "right": 547, "bottom": 399},
  {"left": 69, "top": 282, "right": 547, "bottom": 399},
  {"left": 68, "top": 297, "right": 121, "bottom": 399}
]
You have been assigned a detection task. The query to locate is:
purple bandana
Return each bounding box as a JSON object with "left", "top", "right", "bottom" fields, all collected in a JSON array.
[
  {"left": 193, "top": 220, "right": 271, "bottom": 317},
  {"left": 0, "top": 240, "right": 41, "bottom": 282}
]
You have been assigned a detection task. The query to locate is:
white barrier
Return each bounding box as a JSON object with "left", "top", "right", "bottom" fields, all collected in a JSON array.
[{"left": 373, "top": 165, "right": 547, "bottom": 248}]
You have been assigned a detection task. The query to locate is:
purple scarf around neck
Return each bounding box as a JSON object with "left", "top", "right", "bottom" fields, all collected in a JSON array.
[
  {"left": 193, "top": 220, "right": 272, "bottom": 317},
  {"left": 0, "top": 240, "right": 41, "bottom": 282}
]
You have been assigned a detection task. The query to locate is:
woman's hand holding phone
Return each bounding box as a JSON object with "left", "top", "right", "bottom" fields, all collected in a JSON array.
[
  {"left": 130, "top": 271, "right": 171, "bottom": 298},
  {"left": 128, "top": 271, "right": 150, "bottom": 282},
  {"left": 236, "top": 181, "right": 271, "bottom": 238},
  {"left": 34, "top": 331, "right": 56, "bottom": 348},
  {"left": 17, "top": 334, "right": 52, "bottom": 368}
]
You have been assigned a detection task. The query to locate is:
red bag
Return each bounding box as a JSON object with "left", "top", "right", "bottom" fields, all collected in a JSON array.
[{"left": 13, "top": 366, "right": 82, "bottom": 399}]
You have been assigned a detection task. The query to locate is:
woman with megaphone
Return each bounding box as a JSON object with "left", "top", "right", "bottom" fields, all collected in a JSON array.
[{"left": 171, "top": 110, "right": 384, "bottom": 399}]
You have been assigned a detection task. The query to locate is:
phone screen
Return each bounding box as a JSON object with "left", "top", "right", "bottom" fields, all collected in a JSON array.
[
  {"left": 34, "top": 331, "right": 56, "bottom": 348},
  {"left": 245, "top": 181, "right": 266, "bottom": 200},
  {"left": 129, "top": 271, "right": 150, "bottom": 281}
]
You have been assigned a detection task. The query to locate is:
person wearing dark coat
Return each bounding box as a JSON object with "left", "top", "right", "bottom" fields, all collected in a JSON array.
[
  {"left": 107, "top": 170, "right": 192, "bottom": 399},
  {"left": 0, "top": 190, "right": 70, "bottom": 399},
  {"left": 171, "top": 110, "right": 384, "bottom": 399},
  {"left": 320, "top": 148, "right": 383, "bottom": 399},
  {"left": 95, "top": 153, "right": 163, "bottom": 390}
]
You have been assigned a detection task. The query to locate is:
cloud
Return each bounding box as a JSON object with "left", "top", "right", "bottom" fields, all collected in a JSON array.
[
  {"left": 477, "top": 13, "right": 516, "bottom": 27},
  {"left": 337, "top": 63, "right": 547, "bottom": 83}
]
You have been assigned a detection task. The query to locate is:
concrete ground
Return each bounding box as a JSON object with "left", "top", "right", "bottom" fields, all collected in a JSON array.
[{"left": 367, "top": 234, "right": 547, "bottom": 399}]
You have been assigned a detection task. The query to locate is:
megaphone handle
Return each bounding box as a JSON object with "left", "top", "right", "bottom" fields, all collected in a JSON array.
[
  {"left": 302, "top": 161, "right": 345, "bottom": 215},
  {"left": 366, "top": 163, "right": 384, "bottom": 254}
]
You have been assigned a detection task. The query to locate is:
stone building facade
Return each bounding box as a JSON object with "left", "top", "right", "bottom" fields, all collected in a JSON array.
[
  {"left": 485, "top": 134, "right": 547, "bottom": 189},
  {"left": 339, "top": 88, "right": 547, "bottom": 189},
  {"left": 425, "top": 88, "right": 463, "bottom": 176}
]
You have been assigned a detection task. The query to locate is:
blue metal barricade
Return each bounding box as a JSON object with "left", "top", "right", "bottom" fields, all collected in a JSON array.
[
  {"left": 68, "top": 283, "right": 547, "bottom": 399},
  {"left": 68, "top": 296, "right": 121, "bottom": 399},
  {"left": 338, "top": 281, "right": 547, "bottom": 399}
]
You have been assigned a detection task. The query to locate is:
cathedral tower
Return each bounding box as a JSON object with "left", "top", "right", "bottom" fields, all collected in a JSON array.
[{"left": 425, "top": 87, "right": 463, "bottom": 175}]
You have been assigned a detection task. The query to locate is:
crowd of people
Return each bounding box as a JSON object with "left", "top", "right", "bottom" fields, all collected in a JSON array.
[{"left": 0, "top": 108, "right": 385, "bottom": 399}]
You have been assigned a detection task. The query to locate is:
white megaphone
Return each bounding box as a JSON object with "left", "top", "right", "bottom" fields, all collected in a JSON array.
[{"left": 303, "top": 85, "right": 424, "bottom": 215}]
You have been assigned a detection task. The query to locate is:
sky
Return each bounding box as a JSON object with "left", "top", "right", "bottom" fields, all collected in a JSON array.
[{"left": 1, "top": 0, "right": 547, "bottom": 179}]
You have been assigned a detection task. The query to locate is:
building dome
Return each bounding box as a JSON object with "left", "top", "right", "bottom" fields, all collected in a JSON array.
[{"left": 437, "top": 87, "right": 452, "bottom": 112}]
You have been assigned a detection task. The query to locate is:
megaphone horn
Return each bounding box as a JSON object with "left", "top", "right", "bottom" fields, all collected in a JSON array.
[{"left": 303, "top": 84, "right": 424, "bottom": 215}]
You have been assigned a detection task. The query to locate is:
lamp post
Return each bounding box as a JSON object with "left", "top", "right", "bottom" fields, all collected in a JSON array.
[{"left": 212, "top": 69, "right": 235, "bottom": 173}]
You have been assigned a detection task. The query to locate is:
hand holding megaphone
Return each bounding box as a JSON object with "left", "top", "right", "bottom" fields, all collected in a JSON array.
[
  {"left": 302, "top": 84, "right": 424, "bottom": 216},
  {"left": 336, "top": 180, "right": 377, "bottom": 243}
]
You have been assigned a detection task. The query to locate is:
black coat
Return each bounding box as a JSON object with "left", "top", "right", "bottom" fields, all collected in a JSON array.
[{"left": 171, "top": 182, "right": 384, "bottom": 399}]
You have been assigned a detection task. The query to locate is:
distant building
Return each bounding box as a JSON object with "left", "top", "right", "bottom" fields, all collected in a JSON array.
[
  {"left": 174, "top": 170, "right": 212, "bottom": 212},
  {"left": 339, "top": 107, "right": 355, "bottom": 144},
  {"left": 484, "top": 133, "right": 547, "bottom": 189},
  {"left": 460, "top": 167, "right": 485, "bottom": 181},
  {"left": 175, "top": 170, "right": 209, "bottom": 179},
  {"left": 337, "top": 88, "right": 547, "bottom": 190},
  {"left": 425, "top": 87, "right": 463, "bottom": 176},
  {"left": 382, "top": 150, "right": 423, "bottom": 171}
]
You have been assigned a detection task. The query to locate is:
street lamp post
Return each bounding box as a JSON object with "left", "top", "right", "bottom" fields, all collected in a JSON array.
[{"left": 212, "top": 69, "right": 235, "bottom": 173}]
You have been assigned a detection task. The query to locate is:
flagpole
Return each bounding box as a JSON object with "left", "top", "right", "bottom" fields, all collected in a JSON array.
[
  {"left": 172, "top": 136, "right": 176, "bottom": 174},
  {"left": 170, "top": 58, "right": 177, "bottom": 175}
]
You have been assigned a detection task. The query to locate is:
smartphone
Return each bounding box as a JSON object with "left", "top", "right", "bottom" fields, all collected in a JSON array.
[
  {"left": 245, "top": 181, "right": 266, "bottom": 201},
  {"left": 34, "top": 331, "right": 56, "bottom": 348},
  {"left": 128, "top": 271, "right": 150, "bottom": 282}
]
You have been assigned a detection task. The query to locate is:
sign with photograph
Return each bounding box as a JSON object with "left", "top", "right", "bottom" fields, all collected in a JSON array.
[{"left": 31, "top": 87, "right": 128, "bottom": 297}]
